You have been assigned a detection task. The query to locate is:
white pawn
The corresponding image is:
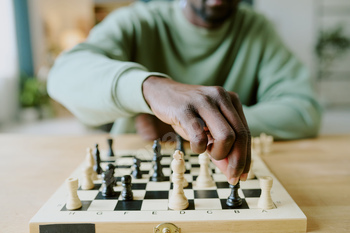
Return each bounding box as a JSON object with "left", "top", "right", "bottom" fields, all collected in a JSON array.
[
  {"left": 196, "top": 151, "right": 215, "bottom": 188},
  {"left": 66, "top": 177, "right": 82, "bottom": 210},
  {"left": 247, "top": 159, "right": 255, "bottom": 179},
  {"left": 85, "top": 148, "right": 98, "bottom": 180},
  {"left": 81, "top": 166, "right": 94, "bottom": 190},
  {"left": 169, "top": 150, "right": 188, "bottom": 210},
  {"left": 258, "top": 176, "right": 274, "bottom": 210},
  {"left": 252, "top": 137, "right": 261, "bottom": 155}
]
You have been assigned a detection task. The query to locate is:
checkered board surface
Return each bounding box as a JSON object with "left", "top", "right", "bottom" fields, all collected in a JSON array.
[{"left": 30, "top": 149, "right": 307, "bottom": 233}]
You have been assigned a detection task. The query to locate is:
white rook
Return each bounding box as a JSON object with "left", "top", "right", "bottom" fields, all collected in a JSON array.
[
  {"left": 66, "top": 177, "right": 82, "bottom": 210},
  {"left": 258, "top": 176, "right": 274, "bottom": 210}
]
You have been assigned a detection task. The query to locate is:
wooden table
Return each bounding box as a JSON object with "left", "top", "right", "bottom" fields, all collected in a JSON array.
[{"left": 0, "top": 134, "right": 349, "bottom": 232}]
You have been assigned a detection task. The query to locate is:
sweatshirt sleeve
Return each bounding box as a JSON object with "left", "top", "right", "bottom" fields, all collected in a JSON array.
[
  {"left": 47, "top": 5, "right": 169, "bottom": 126},
  {"left": 243, "top": 18, "right": 322, "bottom": 140}
]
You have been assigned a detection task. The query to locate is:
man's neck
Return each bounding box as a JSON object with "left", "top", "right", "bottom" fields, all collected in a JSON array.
[{"left": 182, "top": 4, "right": 224, "bottom": 29}]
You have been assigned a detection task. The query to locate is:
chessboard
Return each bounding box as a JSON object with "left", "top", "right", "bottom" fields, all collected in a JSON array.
[{"left": 29, "top": 140, "right": 307, "bottom": 233}]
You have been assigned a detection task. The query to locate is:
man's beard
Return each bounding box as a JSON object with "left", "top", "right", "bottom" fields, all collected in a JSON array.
[{"left": 190, "top": 0, "right": 238, "bottom": 25}]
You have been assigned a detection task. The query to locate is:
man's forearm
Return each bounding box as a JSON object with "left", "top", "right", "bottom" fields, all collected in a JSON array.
[{"left": 243, "top": 98, "right": 322, "bottom": 140}]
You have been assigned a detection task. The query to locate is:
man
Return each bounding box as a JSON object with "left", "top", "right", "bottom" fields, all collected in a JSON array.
[{"left": 47, "top": 0, "right": 322, "bottom": 185}]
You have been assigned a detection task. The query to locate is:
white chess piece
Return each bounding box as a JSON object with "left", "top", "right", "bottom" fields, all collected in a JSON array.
[
  {"left": 81, "top": 166, "right": 94, "bottom": 190},
  {"left": 261, "top": 134, "right": 273, "bottom": 154},
  {"left": 66, "top": 177, "right": 82, "bottom": 210},
  {"left": 168, "top": 150, "right": 188, "bottom": 210},
  {"left": 252, "top": 137, "right": 261, "bottom": 155},
  {"left": 182, "top": 174, "right": 189, "bottom": 188},
  {"left": 86, "top": 148, "right": 98, "bottom": 180},
  {"left": 258, "top": 176, "right": 274, "bottom": 210},
  {"left": 196, "top": 151, "right": 215, "bottom": 188},
  {"left": 247, "top": 159, "right": 255, "bottom": 180}
]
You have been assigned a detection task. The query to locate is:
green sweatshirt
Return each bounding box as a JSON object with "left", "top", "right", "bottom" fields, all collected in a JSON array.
[{"left": 48, "top": 1, "right": 322, "bottom": 140}]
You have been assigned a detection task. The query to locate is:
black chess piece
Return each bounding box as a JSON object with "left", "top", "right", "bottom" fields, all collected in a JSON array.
[
  {"left": 93, "top": 144, "right": 103, "bottom": 174},
  {"left": 107, "top": 138, "right": 115, "bottom": 157},
  {"left": 151, "top": 139, "right": 165, "bottom": 182},
  {"left": 121, "top": 175, "right": 133, "bottom": 201},
  {"left": 226, "top": 181, "right": 243, "bottom": 207},
  {"left": 102, "top": 164, "right": 116, "bottom": 197},
  {"left": 132, "top": 157, "right": 142, "bottom": 179},
  {"left": 176, "top": 134, "right": 185, "bottom": 154}
]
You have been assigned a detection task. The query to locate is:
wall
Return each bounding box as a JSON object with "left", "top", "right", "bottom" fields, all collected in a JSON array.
[
  {"left": 0, "top": 0, "right": 19, "bottom": 124},
  {"left": 254, "top": 0, "right": 316, "bottom": 77}
]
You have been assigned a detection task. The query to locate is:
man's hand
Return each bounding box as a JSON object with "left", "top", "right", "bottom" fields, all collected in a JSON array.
[
  {"left": 142, "top": 76, "right": 251, "bottom": 185},
  {"left": 135, "top": 113, "right": 175, "bottom": 141}
]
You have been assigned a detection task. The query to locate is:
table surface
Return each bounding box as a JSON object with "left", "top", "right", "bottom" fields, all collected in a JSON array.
[{"left": 0, "top": 134, "right": 349, "bottom": 233}]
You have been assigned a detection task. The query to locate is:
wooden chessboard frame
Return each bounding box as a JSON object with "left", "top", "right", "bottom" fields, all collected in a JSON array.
[{"left": 29, "top": 149, "right": 307, "bottom": 233}]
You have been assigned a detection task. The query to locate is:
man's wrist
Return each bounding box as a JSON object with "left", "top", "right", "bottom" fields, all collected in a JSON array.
[{"left": 142, "top": 76, "right": 168, "bottom": 109}]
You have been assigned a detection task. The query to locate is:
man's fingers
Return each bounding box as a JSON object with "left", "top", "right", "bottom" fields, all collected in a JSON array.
[
  {"left": 177, "top": 110, "right": 208, "bottom": 154},
  {"left": 198, "top": 103, "right": 235, "bottom": 161},
  {"left": 211, "top": 90, "right": 249, "bottom": 180},
  {"left": 227, "top": 92, "right": 251, "bottom": 177}
]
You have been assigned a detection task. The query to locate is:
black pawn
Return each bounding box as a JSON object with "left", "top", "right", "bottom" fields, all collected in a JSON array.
[
  {"left": 151, "top": 139, "right": 165, "bottom": 182},
  {"left": 93, "top": 144, "right": 103, "bottom": 174},
  {"left": 102, "top": 164, "right": 116, "bottom": 197},
  {"left": 132, "top": 157, "right": 142, "bottom": 179},
  {"left": 226, "top": 181, "right": 243, "bottom": 207},
  {"left": 121, "top": 175, "right": 133, "bottom": 201},
  {"left": 107, "top": 138, "right": 115, "bottom": 157},
  {"left": 176, "top": 134, "right": 185, "bottom": 154}
]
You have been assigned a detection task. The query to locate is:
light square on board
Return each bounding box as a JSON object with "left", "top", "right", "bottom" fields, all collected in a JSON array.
[
  {"left": 146, "top": 181, "right": 171, "bottom": 191},
  {"left": 162, "top": 168, "right": 172, "bottom": 176},
  {"left": 162, "top": 157, "right": 172, "bottom": 164},
  {"left": 141, "top": 200, "right": 169, "bottom": 211},
  {"left": 140, "top": 162, "right": 153, "bottom": 170},
  {"left": 116, "top": 157, "right": 133, "bottom": 166},
  {"left": 244, "top": 197, "right": 259, "bottom": 209},
  {"left": 77, "top": 190, "right": 99, "bottom": 200},
  {"left": 194, "top": 199, "right": 222, "bottom": 210},
  {"left": 88, "top": 200, "right": 118, "bottom": 211}
]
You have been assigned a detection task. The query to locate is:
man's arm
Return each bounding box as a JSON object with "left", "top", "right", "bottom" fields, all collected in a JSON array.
[
  {"left": 47, "top": 7, "right": 168, "bottom": 126},
  {"left": 238, "top": 18, "right": 322, "bottom": 140}
]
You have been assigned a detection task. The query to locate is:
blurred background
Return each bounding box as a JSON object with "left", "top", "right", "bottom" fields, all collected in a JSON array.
[{"left": 1, "top": 0, "right": 350, "bottom": 135}]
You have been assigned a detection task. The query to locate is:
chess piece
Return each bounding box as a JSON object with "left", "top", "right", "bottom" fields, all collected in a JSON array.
[
  {"left": 66, "top": 177, "right": 82, "bottom": 210},
  {"left": 258, "top": 176, "right": 274, "bottom": 210},
  {"left": 252, "top": 137, "right": 261, "bottom": 155},
  {"left": 81, "top": 165, "right": 94, "bottom": 190},
  {"left": 260, "top": 133, "right": 273, "bottom": 154},
  {"left": 102, "top": 164, "right": 116, "bottom": 197},
  {"left": 226, "top": 181, "right": 243, "bottom": 207},
  {"left": 93, "top": 144, "right": 103, "bottom": 174},
  {"left": 121, "top": 175, "right": 133, "bottom": 201},
  {"left": 182, "top": 174, "right": 189, "bottom": 188},
  {"left": 176, "top": 134, "right": 185, "bottom": 155},
  {"left": 86, "top": 147, "right": 98, "bottom": 180},
  {"left": 132, "top": 157, "right": 142, "bottom": 179},
  {"left": 107, "top": 138, "right": 115, "bottom": 157},
  {"left": 195, "top": 151, "right": 215, "bottom": 187},
  {"left": 247, "top": 159, "right": 255, "bottom": 179},
  {"left": 169, "top": 150, "right": 188, "bottom": 210},
  {"left": 151, "top": 139, "right": 165, "bottom": 182}
]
